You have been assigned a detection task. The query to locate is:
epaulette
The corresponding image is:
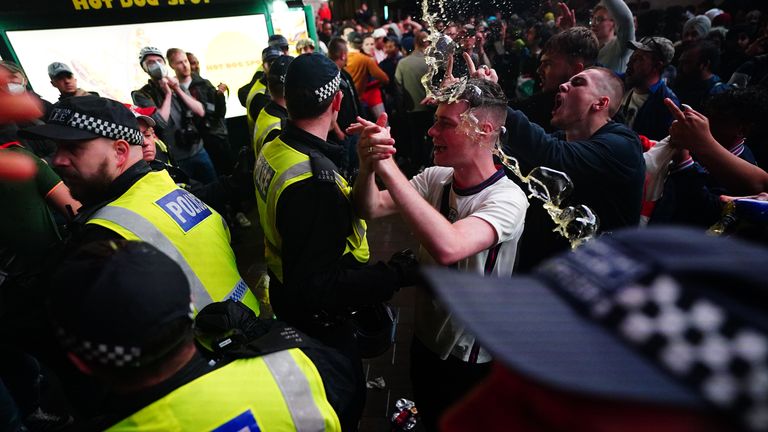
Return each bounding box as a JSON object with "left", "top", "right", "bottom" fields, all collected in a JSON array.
[{"left": 309, "top": 150, "right": 336, "bottom": 183}]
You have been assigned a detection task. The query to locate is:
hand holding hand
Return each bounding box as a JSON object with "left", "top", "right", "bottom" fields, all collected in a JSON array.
[{"left": 353, "top": 113, "right": 396, "bottom": 170}]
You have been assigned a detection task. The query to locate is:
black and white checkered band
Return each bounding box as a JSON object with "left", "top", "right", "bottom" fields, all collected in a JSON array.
[
  {"left": 56, "top": 328, "right": 143, "bottom": 368},
  {"left": 49, "top": 108, "right": 143, "bottom": 146},
  {"left": 314, "top": 71, "right": 341, "bottom": 103},
  {"left": 538, "top": 241, "right": 768, "bottom": 432}
]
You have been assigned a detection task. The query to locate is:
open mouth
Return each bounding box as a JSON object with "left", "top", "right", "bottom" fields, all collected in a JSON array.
[
  {"left": 433, "top": 145, "right": 447, "bottom": 153},
  {"left": 552, "top": 94, "right": 564, "bottom": 115}
]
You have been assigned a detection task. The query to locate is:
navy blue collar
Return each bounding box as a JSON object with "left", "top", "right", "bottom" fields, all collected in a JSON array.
[{"left": 453, "top": 168, "right": 506, "bottom": 196}]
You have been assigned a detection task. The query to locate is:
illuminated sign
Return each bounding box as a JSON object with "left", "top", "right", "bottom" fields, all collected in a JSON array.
[{"left": 7, "top": 14, "right": 269, "bottom": 118}]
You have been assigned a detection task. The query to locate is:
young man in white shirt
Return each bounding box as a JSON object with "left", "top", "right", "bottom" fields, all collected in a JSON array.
[{"left": 351, "top": 78, "right": 528, "bottom": 431}]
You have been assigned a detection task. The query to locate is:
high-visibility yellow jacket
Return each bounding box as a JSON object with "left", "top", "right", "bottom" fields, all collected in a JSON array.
[
  {"left": 107, "top": 349, "right": 341, "bottom": 431},
  {"left": 87, "top": 170, "right": 259, "bottom": 314},
  {"left": 253, "top": 136, "right": 369, "bottom": 283}
]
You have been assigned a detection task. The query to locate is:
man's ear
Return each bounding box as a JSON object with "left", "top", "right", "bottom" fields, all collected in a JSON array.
[
  {"left": 113, "top": 139, "right": 132, "bottom": 167},
  {"left": 480, "top": 120, "right": 495, "bottom": 135},
  {"left": 572, "top": 61, "right": 585, "bottom": 75},
  {"left": 331, "top": 90, "right": 343, "bottom": 112},
  {"left": 593, "top": 96, "right": 611, "bottom": 113}
]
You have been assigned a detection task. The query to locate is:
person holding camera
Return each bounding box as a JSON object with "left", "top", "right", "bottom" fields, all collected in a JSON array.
[{"left": 131, "top": 46, "right": 217, "bottom": 185}]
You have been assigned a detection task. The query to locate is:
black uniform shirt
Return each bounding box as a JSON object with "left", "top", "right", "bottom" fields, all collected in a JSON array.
[{"left": 269, "top": 123, "right": 400, "bottom": 328}]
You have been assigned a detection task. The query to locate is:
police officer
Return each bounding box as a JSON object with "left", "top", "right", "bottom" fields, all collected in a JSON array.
[
  {"left": 49, "top": 240, "right": 357, "bottom": 431},
  {"left": 253, "top": 54, "right": 416, "bottom": 425},
  {"left": 252, "top": 55, "right": 292, "bottom": 156},
  {"left": 21, "top": 96, "right": 259, "bottom": 314},
  {"left": 239, "top": 46, "right": 283, "bottom": 138}
]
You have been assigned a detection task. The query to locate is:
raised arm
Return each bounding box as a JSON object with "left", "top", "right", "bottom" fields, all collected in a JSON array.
[
  {"left": 350, "top": 115, "right": 399, "bottom": 219},
  {"left": 169, "top": 77, "right": 205, "bottom": 118},
  {"left": 604, "top": 0, "right": 635, "bottom": 48},
  {"left": 665, "top": 98, "right": 768, "bottom": 194}
]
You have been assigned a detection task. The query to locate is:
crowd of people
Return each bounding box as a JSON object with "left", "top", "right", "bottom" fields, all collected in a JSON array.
[{"left": 1, "top": 0, "right": 768, "bottom": 431}]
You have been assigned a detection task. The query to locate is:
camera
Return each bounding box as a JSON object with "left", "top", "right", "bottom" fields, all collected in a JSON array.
[{"left": 175, "top": 109, "right": 200, "bottom": 149}]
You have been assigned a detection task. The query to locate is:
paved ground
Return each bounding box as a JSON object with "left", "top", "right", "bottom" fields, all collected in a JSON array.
[{"left": 232, "top": 209, "right": 423, "bottom": 432}]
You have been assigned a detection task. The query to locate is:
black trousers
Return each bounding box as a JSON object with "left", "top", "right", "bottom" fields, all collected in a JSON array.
[{"left": 410, "top": 337, "right": 492, "bottom": 432}]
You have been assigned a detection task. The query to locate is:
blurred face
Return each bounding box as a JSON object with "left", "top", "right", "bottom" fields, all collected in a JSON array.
[
  {"left": 52, "top": 137, "right": 119, "bottom": 205},
  {"left": 538, "top": 52, "right": 576, "bottom": 93},
  {"left": 323, "top": 23, "right": 333, "bottom": 36},
  {"left": 299, "top": 44, "right": 314, "bottom": 54},
  {"left": 51, "top": 73, "right": 78, "bottom": 95},
  {"left": 139, "top": 121, "right": 157, "bottom": 162},
  {"left": 526, "top": 27, "right": 538, "bottom": 45},
  {"left": 551, "top": 69, "right": 602, "bottom": 129},
  {"left": 591, "top": 9, "right": 615, "bottom": 41},
  {"left": 625, "top": 50, "right": 657, "bottom": 88},
  {"left": 428, "top": 101, "right": 480, "bottom": 167},
  {"left": 375, "top": 37, "right": 386, "bottom": 50},
  {"left": 142, "top": 55, "right": 165, "bottom": 72},
  {"left": 445, "top": 25, "right": 459, "bottom": 41},
  {"left": 169, "top": 52, "right": 191, "bottom": 79},
  {"left": 385, "top": 40, "right": 399, "bottom": 56},
  {"left": 363, "top": 37, "right": 375, "bottom": 55},
  {"left": 709, "top": 114, "right": 745, "bottom": 149},
  {"left": 677, "top": 47, "right": 702, "bottom": 80},
  {"left": 186, "top": 53, "right": 200, "bottom": 74},
  {"left": 462, "top": 33, "right": 476, "bottom": 50},
  {"left": 6, "top": 71, "right": 24, "bottom": 86},
  {"left": 683, "top": 28, "right": 702, "bottom": 43}
]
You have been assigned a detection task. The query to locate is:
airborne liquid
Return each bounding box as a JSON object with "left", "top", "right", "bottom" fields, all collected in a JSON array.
[{"left": 420, "top": 0, "right": 599, "bottom": 248}]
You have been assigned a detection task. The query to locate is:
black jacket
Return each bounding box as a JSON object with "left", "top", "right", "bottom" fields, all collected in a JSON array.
[
  {"left": 269, "top": 123, "right": 402, "bottom": 337},
  {"left": 621, "top": 79, "right": 680, "bottom": 141},
  {"left": 503, "top": 108, "right": 645, "bottom": 271},
  {"left": 188, "top": 73, "right": 228, "bottom": 139}
]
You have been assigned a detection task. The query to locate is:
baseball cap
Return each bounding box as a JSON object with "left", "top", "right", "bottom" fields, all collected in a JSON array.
[
  {"left": 422, "top": 227, "right": 768, "bottom": 431},
  {"left": 47, "top": 62, "right": 73, "bottom": 79},
  {"left": 123, "top": 103, "right": 156, "bottom": 127},
  {"left": 267, "top": 55, "right": 294, "bottom": 85},
  {"left": 21, "top": 95, "right": 143, "bottom": 146},
  {"left": 262, "top": 46, "right": 283, "bottom": 64},
  {"left": 286, "top": 53, "right": 341, "bottom": 105},
  {"left": 629, "top": 37, "right": 675, "bottom": 65},
  {"left": 268, "top": 34, "right": 289, "bottom": 50},
  {"left": 49, "top": 240, "right": 194, "bottom": 368},
  {"left": 372, "top": 28, "right": 387, "bottom": 39}
]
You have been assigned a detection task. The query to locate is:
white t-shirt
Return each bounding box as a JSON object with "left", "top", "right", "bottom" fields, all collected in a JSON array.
[
  {"left": 410, "top": 166, "right": 529, "bottom": 362},
  {"left": 620, "top": 89, "right": 649, "bottom": 130}
]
